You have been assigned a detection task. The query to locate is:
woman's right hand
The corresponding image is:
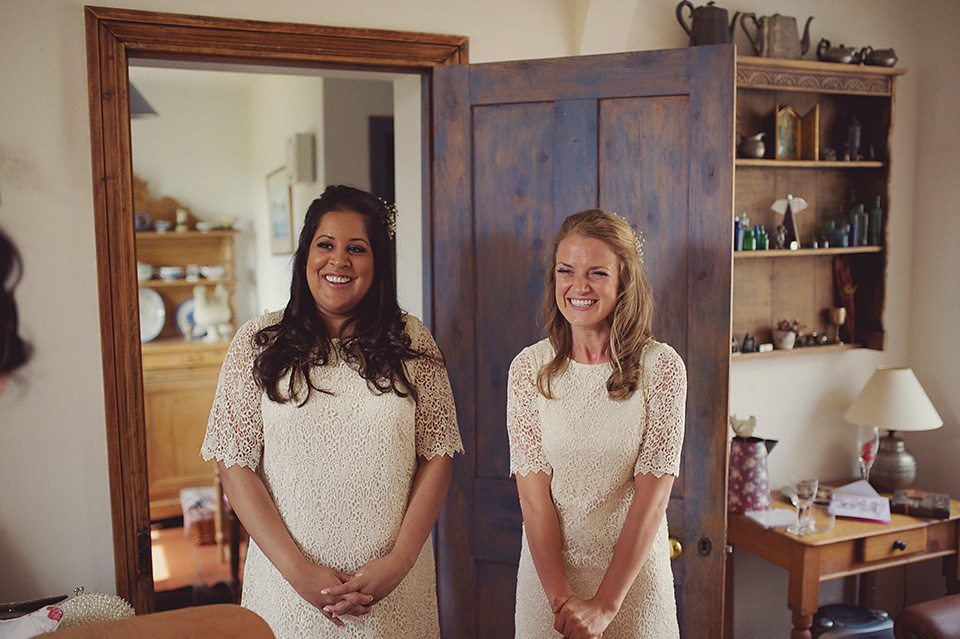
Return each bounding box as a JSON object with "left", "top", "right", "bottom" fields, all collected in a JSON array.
[{"left": 286, "top": 561, "right": 374, "bottom": 626}]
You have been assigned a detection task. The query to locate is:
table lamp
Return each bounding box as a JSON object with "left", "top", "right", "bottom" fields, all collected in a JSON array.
[{"left": 843, "top": 366, "right": 943, "bottom": 491}]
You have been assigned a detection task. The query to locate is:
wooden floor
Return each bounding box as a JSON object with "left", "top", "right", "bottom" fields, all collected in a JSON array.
[{"left": 151, "top": 523, "right": 246, "bottom": 609}]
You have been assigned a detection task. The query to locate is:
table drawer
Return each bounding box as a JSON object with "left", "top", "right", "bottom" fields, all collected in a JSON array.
[{"left": 862, "top": 527, "right": 927, "bottom": 562}]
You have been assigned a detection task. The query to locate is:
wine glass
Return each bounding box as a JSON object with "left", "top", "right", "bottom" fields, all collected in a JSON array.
[
  {"left": 786, "top": 476, "right": 819, "bottom": 535},
  {"left": 857, "top": 424, "right": 880, "bottom": 482}
]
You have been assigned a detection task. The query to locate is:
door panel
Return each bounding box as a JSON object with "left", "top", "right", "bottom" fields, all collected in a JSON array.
[{"left": 432, "top": 45, "right": 734, "bottom": 639}]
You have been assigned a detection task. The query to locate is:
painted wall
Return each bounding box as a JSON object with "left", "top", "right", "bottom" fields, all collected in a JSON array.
[{"left": 2, "top": 1, "right": 957, "bottom": 637}]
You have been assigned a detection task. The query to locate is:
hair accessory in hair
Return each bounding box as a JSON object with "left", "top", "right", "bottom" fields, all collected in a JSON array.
[
  {"left": 612, "top": 212, "right": 644, "bottom": 264},
  {"left": 378, "top": 198, "right": 398, "bottom": 239}
]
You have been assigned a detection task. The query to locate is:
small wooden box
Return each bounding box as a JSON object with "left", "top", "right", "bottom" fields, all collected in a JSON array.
[{"left": 891, "top": 489, "right": 951, "bottom": 519}]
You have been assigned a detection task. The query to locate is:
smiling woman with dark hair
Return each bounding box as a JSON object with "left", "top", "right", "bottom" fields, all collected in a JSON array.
[
  {"left": 201, "top": 185, "right": 462, "bottom": 639},
  {"left": 1, "top": 227, "right": 31, "bottom": 395}
]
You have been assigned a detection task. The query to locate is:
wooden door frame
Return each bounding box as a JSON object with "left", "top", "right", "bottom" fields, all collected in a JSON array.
[{"left": 84, "top": 5, "right": 467, "bottom": 612}]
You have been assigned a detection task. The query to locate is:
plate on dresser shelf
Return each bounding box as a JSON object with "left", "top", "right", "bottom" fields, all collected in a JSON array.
[
  {"left": 139, "top": 287, "right": 165, "bottom": 343},
  {"left": 175, "top": 297, "right": 205, "bottom": 338}
]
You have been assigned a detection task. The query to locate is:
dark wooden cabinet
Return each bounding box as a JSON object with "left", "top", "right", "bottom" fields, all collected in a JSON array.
[{"left": 732, "top": 56, "right": 905, "bottom": 359}]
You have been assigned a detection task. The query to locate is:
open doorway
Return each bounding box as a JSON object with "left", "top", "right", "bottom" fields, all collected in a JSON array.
[{"left": 128, "top": 61, "right": 424, "bottom": 609}]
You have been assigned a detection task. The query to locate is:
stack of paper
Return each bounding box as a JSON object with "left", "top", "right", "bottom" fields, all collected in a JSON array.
[
  {"left": 744, "top": 508, "right": 798, "bottom": 529},
  {"left": 827, "top": 479, "right": 891, "bottom": 523}
]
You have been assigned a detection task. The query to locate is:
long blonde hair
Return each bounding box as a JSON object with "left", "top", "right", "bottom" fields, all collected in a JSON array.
[{"left": 536, "top": 209, "right": 653, "bottom": 401}]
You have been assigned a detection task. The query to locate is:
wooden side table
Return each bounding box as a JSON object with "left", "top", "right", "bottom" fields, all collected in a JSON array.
[{"left": 726, "top": 493, "right": 960, "bottom": 639}]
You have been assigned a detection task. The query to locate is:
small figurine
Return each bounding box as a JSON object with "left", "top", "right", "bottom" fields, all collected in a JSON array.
[
  {"left": 775, "top": 224, "right": 787, "bottom": 250},
  {"left": 193, "top": 283, "right": 233, "bottom": 341},
  {"left": 771, "top": 194, "right": 808, "bottom": 248},
  {"left": 175, "top": 207, "right": 189, "bottom": 233}
]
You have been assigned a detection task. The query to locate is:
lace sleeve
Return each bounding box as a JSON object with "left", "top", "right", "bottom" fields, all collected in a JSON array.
[
  {"left": 634, "top": 343, "right": 687, "bottom": 478},
  {"left": 200, "top": 315, "right": 269, "bottom": 470},
  {"left": 407, "top": 316, "right": 463, "bottom": 459},
  {"left": 507, "top": 346, "right": 552, "bottom": 477}
]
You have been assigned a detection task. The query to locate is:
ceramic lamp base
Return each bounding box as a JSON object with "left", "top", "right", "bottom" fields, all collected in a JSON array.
[{"left": 869, "top": 431, "right": 917, "bottom": 491}]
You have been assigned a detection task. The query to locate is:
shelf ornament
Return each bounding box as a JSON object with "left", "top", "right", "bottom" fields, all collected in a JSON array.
[{"left": 771, "top": 194, "right": 808, "bottom": 249}]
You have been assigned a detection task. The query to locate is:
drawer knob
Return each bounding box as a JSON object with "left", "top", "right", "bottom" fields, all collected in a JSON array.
[{"left": 893, "top": 539, "right": 907, "bottom": 551}]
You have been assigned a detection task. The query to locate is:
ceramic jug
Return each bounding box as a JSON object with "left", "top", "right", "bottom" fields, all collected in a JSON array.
[
  {"left": 676, "top": 0, "right": 740, "bottom": 46},
  {"left": 741, "top": 13, "right": 813, "bottom": 59},
  {"left": 727, "top": 436, "right": 777, "bottom": 513},
  {"left": 738, "top": 132, "right": 765, "bottom": 158}
]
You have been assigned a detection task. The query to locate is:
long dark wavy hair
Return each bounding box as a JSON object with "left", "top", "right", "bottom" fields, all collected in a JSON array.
[
  {"left": 252, "top": 185, "right": 429, "bottom": 405},
  {"left": 1, "top": 227, "right": 31, "bottom": 375},
  {"left": 536, "top": 209, "right": 654, "bottom": 401}
]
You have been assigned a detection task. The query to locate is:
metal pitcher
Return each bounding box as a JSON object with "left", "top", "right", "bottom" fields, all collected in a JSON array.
[
  {"left": 741, "top": 13, "right": 813, "bottom": 59},
  {"left": 727, "top": 436, "right": 777, "bottom": 513},
  {"left": 676, "top": 0, "right": 739, "bottom": 46}
]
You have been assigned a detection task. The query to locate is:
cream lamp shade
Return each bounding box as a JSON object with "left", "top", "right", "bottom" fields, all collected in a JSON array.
[
  {"left": 843, "top": 366, "right": 943, "bottom": 490},
  {"left": 843, "top": 367, "right": 943, "bottom": 432}
]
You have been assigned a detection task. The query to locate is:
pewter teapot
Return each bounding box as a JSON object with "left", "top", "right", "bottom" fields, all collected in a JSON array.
[
  {"left": 741, "top": 13, "right": 814, "bottom": 59},
  {"left": 860, "top": 46, "right": 898, "bottom": 67},
  {"left": 817, "top": 38, "right": 859, "bottom": 64},
  {"left": 676, "top": 0, "right": 739, "bottom": 46}
]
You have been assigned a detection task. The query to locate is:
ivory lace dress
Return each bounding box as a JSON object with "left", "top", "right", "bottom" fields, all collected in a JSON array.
[
  {"left": 201, "top": 311, "right": 462, "bottom": 639},
  {"left": 507, "top": 339, "right": 686, "bottom": 639}
]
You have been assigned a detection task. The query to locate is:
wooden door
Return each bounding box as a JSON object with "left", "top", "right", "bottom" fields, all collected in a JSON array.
[{"left": 431, "top": 45, "right": 734, "bottom": 638}]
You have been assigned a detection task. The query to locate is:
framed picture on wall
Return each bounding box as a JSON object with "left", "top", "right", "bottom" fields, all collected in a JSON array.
[{"left": 266, "top": 167, "right": 294, "bottom": 255}]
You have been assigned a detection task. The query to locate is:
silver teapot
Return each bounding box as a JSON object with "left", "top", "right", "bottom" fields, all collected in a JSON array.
[{"left": 741, "top": 13, "right": 813, "bottom": 60}]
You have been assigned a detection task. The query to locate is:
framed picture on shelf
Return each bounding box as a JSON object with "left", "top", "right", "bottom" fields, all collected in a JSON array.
[{"left": 266, "top": 167, "right": 294, "bottom": 255}]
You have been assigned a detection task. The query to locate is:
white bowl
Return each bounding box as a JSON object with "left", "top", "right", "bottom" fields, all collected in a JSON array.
[
  {"left": 157, "top": 266, "right": 185, "bottom": 280},
  {"left": 136, "top": 262, "right": 154, "bottom": 281},
  {"left": 200, "top": 264, "right": 227, "bottom": 280},
  {"left": 195, "top": 221, "right": 215, "bottom": 233}
]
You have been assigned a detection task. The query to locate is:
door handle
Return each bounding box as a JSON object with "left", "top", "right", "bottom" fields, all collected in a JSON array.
[{"left": 669, "top": 536, "right": 682, "bottom": 560}]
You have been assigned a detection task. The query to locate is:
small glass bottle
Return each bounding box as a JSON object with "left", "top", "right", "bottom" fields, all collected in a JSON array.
[
  {"left": 755, "top": 224, "right": 769, "bottom": 250},
  {"left": 869, "top": 195, "right": 883, "bottom": 246},
  {"left": 833, "top": 205, "right": 847, "bottom": 247},
  {"left": 742, "top": 228, "right": 756, "bottom": 251},
  {"left": 851, "top": 203, "right": 868, "bottom": 247},
  {"left": 734, "top": 218, "right": 742, "bottom": 251}
]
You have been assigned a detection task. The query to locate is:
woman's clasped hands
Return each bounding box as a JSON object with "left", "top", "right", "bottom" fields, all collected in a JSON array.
[
  {"left": 318, "top": 552, "right": 412, "bottom": 623},
  {"left": 552, "top": 594, "right": 617, "bottom": 639},
  {"left": 287, "top": 562, "right": 373, "bottom": 628}
]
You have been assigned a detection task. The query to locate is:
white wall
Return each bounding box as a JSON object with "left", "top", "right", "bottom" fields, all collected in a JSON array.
[
  {"left": 2, "top": 1, "right": 958, "bottom": 637},
  {"left": 130, "top": 67, "right": 260, "bottom": 323}
]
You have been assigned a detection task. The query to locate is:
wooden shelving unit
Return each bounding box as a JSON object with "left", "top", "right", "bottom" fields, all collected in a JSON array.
[{"left": 732, "top": 57, "right": 905, "bottom": 358}]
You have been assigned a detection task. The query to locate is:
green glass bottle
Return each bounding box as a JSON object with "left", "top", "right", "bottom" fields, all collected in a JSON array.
[{"left": 869, "top": 195, "right": 883, "bottom": 246}]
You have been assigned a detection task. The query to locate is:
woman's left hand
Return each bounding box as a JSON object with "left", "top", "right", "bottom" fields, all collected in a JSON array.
[
  {"left": 553, "top": 595, "right": 616, "bottom": 639},
  {"left": 323, "top": 552, "right": 411, "bottom": 604}
]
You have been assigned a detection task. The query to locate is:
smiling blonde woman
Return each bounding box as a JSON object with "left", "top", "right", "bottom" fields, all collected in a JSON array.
[{"left": 507, "top": 209, "right": 686, "bottom": 639}]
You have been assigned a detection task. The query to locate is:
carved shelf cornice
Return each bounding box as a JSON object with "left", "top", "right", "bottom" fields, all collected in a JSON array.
[{"left": 737, "top": 56, "right": 905, "bottom": 96}]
